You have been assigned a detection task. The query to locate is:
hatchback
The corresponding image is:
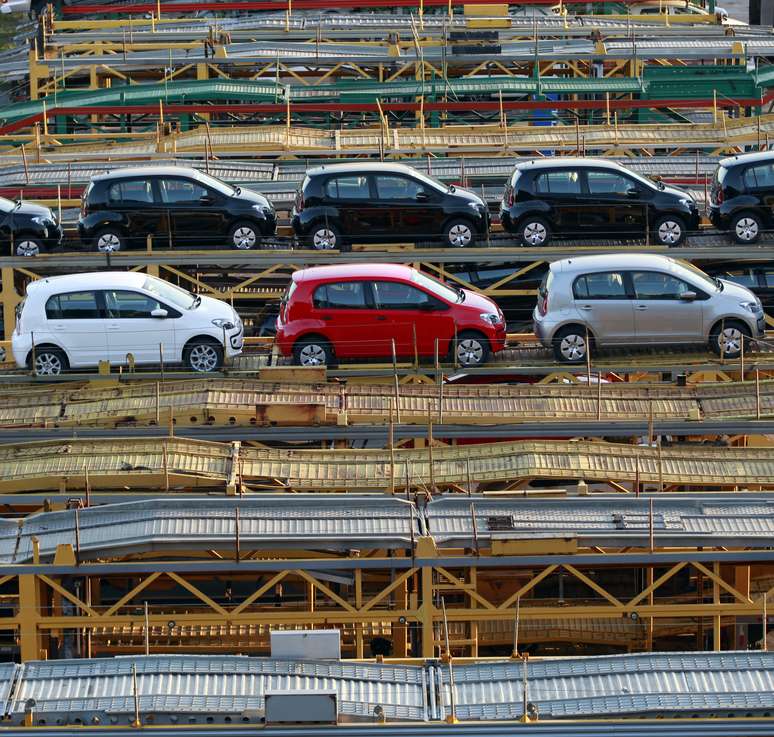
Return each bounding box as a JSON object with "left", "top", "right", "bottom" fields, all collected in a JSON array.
[
  {"left": 533, "top": 253, "right": 764, "bottom": 363},
  {"left": 275, "top": 263, "right": 506, "bottom": 367},
  {"left": 291, "top": 162, "right": 490, "bottom": 250},
  {"left": 709, "top": 151, "right": 774, "bottom": 244},
  {"left": 78, "top": 166, "right": 276, "bottom": 252},
  {"left": 13, "top": 272, "right": 244, "bottom": 375},
  {"left": 1, "top": 196, "right": 63, "bottom": 256},
  {"left": 500, "top": 158, "right": 700, "bottom": 247}
]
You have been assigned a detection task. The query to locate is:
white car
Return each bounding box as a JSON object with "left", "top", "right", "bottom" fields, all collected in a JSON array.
[{"left": 13, "top": 272, "right": 244, "bottom": 375}]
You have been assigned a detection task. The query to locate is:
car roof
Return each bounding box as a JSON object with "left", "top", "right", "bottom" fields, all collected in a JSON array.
[
  {"left": 92, "top": 166, "right": 204, "bottom": 182},
  {"left": 513, "top": 157, "right": 630, "bottom": 173},
  {"left": 305, "top": 162, "right": 420, "bottom": 178},
  {"left": 293, "top": 263, "right": 418, "bottom": 283},
  {"left": 550, "top": 253, "right": 678, "bottom": 274},
  {"left": 718, "top": 150, "right": 774, "bottom": 169},
  {"left": 27, "top": 271, "right": 147, "bottom": 295}
]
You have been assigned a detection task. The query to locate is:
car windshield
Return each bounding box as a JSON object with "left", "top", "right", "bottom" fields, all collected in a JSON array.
[
  {"left": 409, "top": 169, "right": 453, "bottom": 193},
  {"left": 143, "top": 276, "right": 199, "bottom": 308},
  {"left": 623, "top": 168, "right": 664, "bottom": 190},
  {"left": 195, "top": 171, "right": 236, "bottom": 196},
  {"left": 412, "top": 270, "right": 463, "bottom": 303},
  {"left": 672, "top": 258, "right": 722, "bottom": 292},
  {"left": 0, "top": 196, "right": 15, "bottom": 214}
]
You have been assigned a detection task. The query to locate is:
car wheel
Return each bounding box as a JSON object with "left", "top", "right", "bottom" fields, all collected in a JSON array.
[
  {"left": 184, "top": 340, "right": 223, "bottom": 373},
  {"left": 710, "top": 319, "right": 750, "bottom": 359},
  {"left": 30, "top": 346, "right": 68, "bottom": 376},
  {"left": 454, "top": 331, "right": 490, "bottom": 367},
  {"left": 444, "top": 219, "right": 476, "bottom": 248},
  {"left": 95, "top": 228, "right": 125, "bottom": 253},
  {"left": 294, "top": 337, "right": 332, "bottom": 367},
  {"left": 553, "top": 325, "right": 589, "bottom": 364},
  {"left": 731, "top": 212, "right": 762, "bottom": 244},
  {"left": 309, "top": 223, "right": 342, "bottom": 251},
  {"left": 654, "top": 215, "right": 686, "bottom": 246},
  {"left": 15, "top": 237, "right": 43, "bottom": 257},
  {"left": 519, "top": 217, "right": 551, "bottom": 247},
  {"left": 229, "top": 221, "right": 260, "bottom": 250}
]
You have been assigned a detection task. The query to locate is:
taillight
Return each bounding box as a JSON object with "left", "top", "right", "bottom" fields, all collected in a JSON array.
[
  {"left": 715, "top": 187, "right": 724, "bottom": 205},
  {"left": 296, "top": 191, "right": 304, "bottom": 212},
  {"left": 539, "top": 291, "right": 548, "bottom": 316},
  {"left": 80, "top": 199, "right": 86, "bottom": 218},
  {"left": 507, "top": 186, "right": 514, "bottom": 207}
]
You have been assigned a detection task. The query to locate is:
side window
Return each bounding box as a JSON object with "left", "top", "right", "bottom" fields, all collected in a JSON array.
[
  {"left": 158, "top": 178, "right": 209, "bottom": 204},
  {"left": 373, "top": 281, "right": 432, "bottom": 310},
  {"left": 313, "top": 281, "right": 368, "bottom": 309},
  {"left": 103, "top": 290, "right": 163, "bottom": 318},
  {"left": 587, "top": 171, "right": 634, "bottom": 196},
  {"left": 45, "top": 291, "right": 101, "bottom": 320},
  {"left": 744, "top": 164, "right": 774, "bottom": 189},
  {"left": 573, "top": 272, "right": 628, "bottom": 300},
  {"left": 107, "top": 179, "right": 154, "bottom": 205},
  {"left": 534, "top": 170, "right": 581, "bottom": 195},
  {"left": 631, "top": 271, "right": 692, "bottom": 300},
  {"left": 324, "top": 176, "right": 370, "bottom": 200},
  {"left": 375, "top": 176, "right": 424, "bottom": 200}
]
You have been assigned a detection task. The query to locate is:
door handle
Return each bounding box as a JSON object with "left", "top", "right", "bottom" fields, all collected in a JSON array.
[
  {"left": 579, "top": 304, "right": 593, "bottom": 311},
  {"left": 321, "top": 315, "right": 333, "bottom": 321},
  {"left": 635, "top": 305, "right": 648, "bottom": 311},
  {"left": 375, "top": 316, "right": 387, "bottom": 321}
]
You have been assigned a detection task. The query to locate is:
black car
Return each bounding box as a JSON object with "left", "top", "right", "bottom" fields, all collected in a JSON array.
[
  {"left": 291, "top": 162, "right": 490, "bottom": 250},
  {"left": 0, "top": 196, "right": 63, "bottom": 256},
  {"left": 78, "top": 166, "right": 276, "bottom": 252},
  {"left": 499, "top": 158, "right": 701, "bottom": 247},
  {"left": 709, "top": 151, "right": 774, "bottom": 244}
]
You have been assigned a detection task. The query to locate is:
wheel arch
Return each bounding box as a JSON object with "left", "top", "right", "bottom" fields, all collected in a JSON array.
[{"left": 25, "top": 342, "right": 69, "bottom": 367}]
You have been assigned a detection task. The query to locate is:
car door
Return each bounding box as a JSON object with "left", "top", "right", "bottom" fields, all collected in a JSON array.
[
  {"left": 42, "top": 290, "right": 108, "bottom": 367},
  {"left": 741, "top": 162, "right": 774, "bottom": 224},
  {"left": 158, "top": 177, "right": 228, "bottom": 248},
  {"left": 373, "top": 174, "right": 438, "bottom": 241},
  {"left": 580, "top": 169, "right": 647, "bottom": 238},
  {"left": 572, "top": 270, "right": 635, "bottom": 347},
  {"left": 311, "top": 280, "right": 380, "bottom": 359},
  {"left": 106, "top": 178, "right": 167, "bottom": 248},
  {"left": 102, "top": 288, "right": 177, "bottom": 365},
  {"left": 371, "top": 280, "right": 453, "bottom": 358},
  {"left": 323, "top": 174, "right": 385, "bottom": 240},
  {"left": 532, "top": 169, "right": 583, "bottom": 234},
  {"left": 630, "top": 270, "right": 705, "bottom": 344}
]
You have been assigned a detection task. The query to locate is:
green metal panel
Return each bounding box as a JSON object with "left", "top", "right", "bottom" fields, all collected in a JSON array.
[{"left": 642, "top": 64, "right": 758, "bottom": 100}]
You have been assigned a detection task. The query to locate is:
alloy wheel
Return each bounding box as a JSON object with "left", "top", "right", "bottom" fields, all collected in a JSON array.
[
  {"left": 97, "top": 232, "right": 121, "bottom": 252},
  {"left": 448, "top": 223, "right": 472, "bottom": 247},
  {"left": 456, "top": 338, "right": 484, "bottom": 366},
  {"left": 188, "top": 344, "right": 219, "bottom": 372},
  {"left": 16, "top": 240, "right": 40, "bottom": 257},
  {"left": 735, "top": 217, "right": 759, "bottom": 242},
  {"left": 718, "top": 327, "right": 743, "bottom": 356},
  {"left": 657, "top": 220, "right": 682, "bottom": 245},
  {"left": 560, "top": 333, "right": 586, "bottom": 362},
  {"left": 299, "top": 343, "right": 327, "bottom": 366},
  {"left": 313, "top": 228, "right": 337, "bottom": 250},
  {"left": 35, "top": 352, "right": 63, "bottom": 376},
  {"left": 233, "top": 226, "right": 257, "bottom": 249},
  {"left": 523, "top": 222, "right": 547, "bottom": 246}
]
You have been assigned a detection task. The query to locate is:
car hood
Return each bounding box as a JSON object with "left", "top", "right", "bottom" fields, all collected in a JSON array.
[
  {"left": 719, "top": 279, "right": 760, "bottom": 305},
  {"left": 197, "top": 295, "right": 241, "bottom": 323},
  {"left": 658, "top": 183, "right": 694, "bottom": 202},
  {"left": 234, "top": 187, "right": 272, "bottom": 210},
  {"left": 449, "top": 186, "right": 487, "bottom": 208},
  {"left": 460, "top": 288, "right": 500, "bottom": 314},
  {"left": 11, "top": 202, "right": 55, "bottom": 220}
]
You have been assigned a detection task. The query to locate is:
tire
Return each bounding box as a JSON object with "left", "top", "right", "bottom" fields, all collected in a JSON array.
[
  {"left": 14, "top": 236, "right": 44, "bottom": 257},
  {"left": 308, "top": 223, "right": 342, "bottom": 251},
  {"left": 94, "top": 227, "right": 126, "bottom": 253},
  {"left": 709, "top": 319, "right": 750, "bottom": 359},
  {"left": 454, "top": 331, "right": 490, "bottom": 367},
  {"left": 183, "top": 339, "right": 223, "bottom": 373},
  {"left": 519, "top": 217, "right": 551, "bottom": 247},
  {"left": 731, "top": 211, "right": 762, "bottom": 244},
  {"left": 653, "top": 215, "right": 686, "bottom": 247},
  {"left": 293, "top": 337, "right": 333, "bottom": 367},
  {"left": 228, "top": 221, "right": 261, "bottom": 250},
  {"left": 443, "top": 218, "right": 476, "bottom": 248},
  {"left": 29, "top": 346, "right": 68, "bottom": 376},
  {"left": 552, "top": 325, "right": 589, "bottom": 364}
]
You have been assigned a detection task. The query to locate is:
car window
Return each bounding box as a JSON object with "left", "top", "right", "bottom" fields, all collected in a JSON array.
[
  {"left": 375, "top": 175, "right": 424, "bottom": 200},
  {"left": 324, "top": 175, "right": 370, "bottom": 200},
  {"left": 764, "top": 271, "right": 774, "bottom": 288},
  {"left": 573, "top": 272, "right": 627, "bottom": 300},
  {"left": 313, "top": 281, "right": 369, "bottom": 309},
  {"left": 587, "top": 171, "right": 633, "bottom": 196},
  {"left": 631, "top": 271, "right": 692, "bottom": 299},
  {"left": 372, "top": 281, "right": 431, "bottom": 310},
  {"left": 712, "top": 268, "right": 757, "bottom": 288},
  {"left": 103, "top": 290, "right": 163, "bottom": 318},
  {"left": 534, "top": 170, "right": 581, "bottom": 195},
  {"left": 743, "top": 163, "right": 774, "bottom": 189},
  {"left": 107, "top": 179, "right": 154, "bottom": 205},
  {"left": 158, "top": 178, "right": 209, "bottom": 204},
  {"left": 45, "top": 291, "right": 100, "bottom": 319}
]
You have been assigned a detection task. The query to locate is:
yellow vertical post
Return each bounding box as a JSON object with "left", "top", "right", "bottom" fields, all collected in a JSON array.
[
  {"left": 354, "top": 567, "right": 363, "bottom": 659},
  {"left": 713, "top": 561, "right": 721, "bottom": 651},
  {"left": 1, "top": 267, "right": 21, "bottom": 340},
  {"left": 18, "top": 575, "right": 43, "bottom": 662}
]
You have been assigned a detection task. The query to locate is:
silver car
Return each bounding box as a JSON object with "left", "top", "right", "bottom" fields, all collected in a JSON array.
[{"left": 533, "top": 253, "right": 765, "bottom": 363}]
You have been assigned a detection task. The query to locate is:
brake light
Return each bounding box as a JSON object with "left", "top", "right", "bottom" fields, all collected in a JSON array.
[
  {"left": 715, "top": 187, "right": 724, "bottom": 205},
  {"left": 507, "top": 186, "right": 514, "bottom": 207},
  {"left": 296, "top": 191, "right": 304, "bottom": 212},
  {"left": 539, "top": 291, "right": 548, "bottom": 316}
]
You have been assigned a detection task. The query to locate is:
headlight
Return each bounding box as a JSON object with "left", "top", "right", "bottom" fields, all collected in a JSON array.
[
  {"left": 212, "top": 318, "right": 235, "bottom": 330},
  {"left": 31, "top": 216, "right": 48, "bottom": 226},
  {"left": 739, "top": 301, "right": 759, "bottom": 314},
  {"left": 252, "top": 204, "right": 273, "bottom": 216},
  {"left": 678, "top": 198, "right": 694, "bottom": 209},
  {"left": 480, "top": 313, "right": 501, "bottom": 325},
  {"left": 468, "top": 201, "right": 484, "bottom": 211}
]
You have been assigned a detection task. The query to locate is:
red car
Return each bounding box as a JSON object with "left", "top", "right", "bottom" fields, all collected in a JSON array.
[{"left": 276, "top": 263, "right": 506, "bottom": 367}]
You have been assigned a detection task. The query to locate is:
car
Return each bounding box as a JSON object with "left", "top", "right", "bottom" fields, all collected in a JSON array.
[
  {"left": 0, "top": 196, "right": 63, "bottom": 256},
  {"left": 12, "top": 272, "right": 244, "bottom": 375},
  {"left": 551, "top": 0, "right": 730, "bottom": 21},
  {"left": 291, "top": 162, "right": 490, "bottom": 250},
  {"left": 275, "top": 263, "right": 506, "bottom": 367},
  {"left": 78, "top": 166, "right": 276, "bottom": 252},
  {"left": 500, "top": 158, "right": 700, "bottom": 247},
  {"left": 708, "top": 151, "right": 774, "bottom": 245},
  {"left": 533, "top": 253, "right": 765, "bottom": 363}
]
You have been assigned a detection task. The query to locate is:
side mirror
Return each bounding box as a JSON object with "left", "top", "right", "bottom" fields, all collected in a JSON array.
[
  {"left": 415, "top": 191, "right": 430, "bottom": 202},
  {"left": 626, "top": 187, "right": 640, "bottom": 198},
  {"left": 151, "top": 308, "right": 168, "bottom": 318},
  {"left": 679, "top": 291, "right": 697, "bottom": 302}
]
